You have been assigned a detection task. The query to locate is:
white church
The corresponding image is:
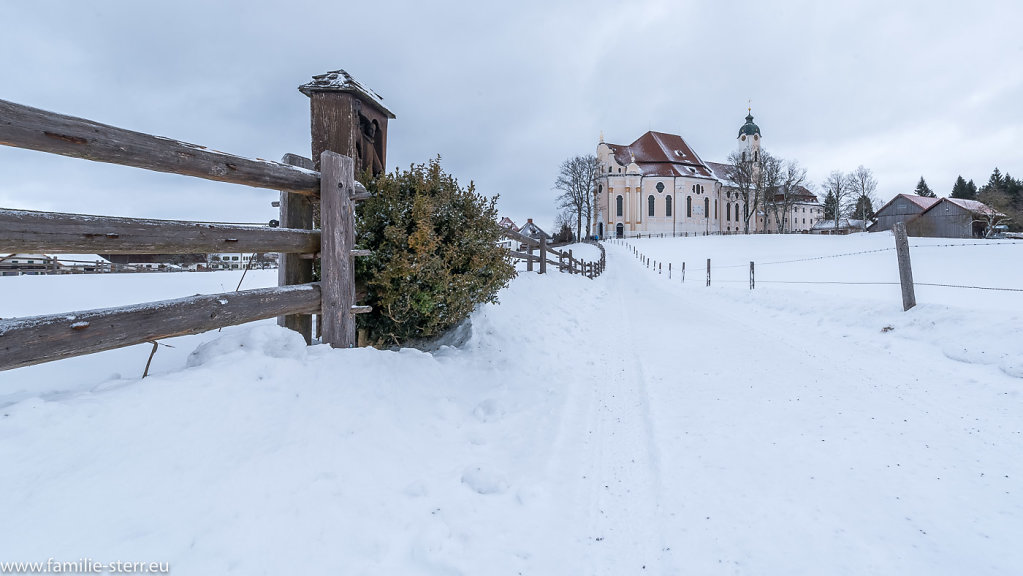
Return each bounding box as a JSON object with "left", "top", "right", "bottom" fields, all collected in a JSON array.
[{"left": 595, "top": 112, "right": 823, "bottom": 238}]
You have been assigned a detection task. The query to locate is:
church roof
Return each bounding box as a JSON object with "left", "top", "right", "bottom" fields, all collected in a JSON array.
[
  {"left": 738, "top": 112, "right": 761, "bottom": 138},
  {"left": 605, "top": 131, "right": 716, "bottom": 179}
]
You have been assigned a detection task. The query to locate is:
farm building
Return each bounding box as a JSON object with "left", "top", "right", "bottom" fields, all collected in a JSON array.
[
  {"left": 868, "top": 194, "right": 939, "bottom": 233},
  {"left": 905, "top": 197, "right": 1006, "bottom": 238}
]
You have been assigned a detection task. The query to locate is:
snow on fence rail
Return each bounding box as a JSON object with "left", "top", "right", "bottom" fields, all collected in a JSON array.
[
  {"left": 501, "top": 227, "right": 606, "bottom": 278},
  {"left": 0, "top": 96, "right": 370, "bottom": 372}
]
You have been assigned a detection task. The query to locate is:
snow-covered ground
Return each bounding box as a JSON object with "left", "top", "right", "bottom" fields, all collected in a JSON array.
[{"left": 1, "top": 233, "right": 1021, "bottom": 575}]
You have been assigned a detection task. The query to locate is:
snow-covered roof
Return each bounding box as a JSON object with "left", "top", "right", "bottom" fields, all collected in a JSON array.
[
  {"left": 53, "top": 254, "right": 112, "bottom": 265},
  {"left": 605, "top": 132, "right": 716, "bottom": 180},
  {"left": 901, "top": 194, "right": 941, "bottom": 210},
  {"left": 518, "top": 220, "right": 550, "bottom": 240},
  {"left": 298, "top": 70, "right": 395, "bottom": 119},
  {"left": 940, "top": 198, "right": 1003, "bottom": 216},
  {"left": 811, "top": 218, "right": 865, "bottom": 231}
]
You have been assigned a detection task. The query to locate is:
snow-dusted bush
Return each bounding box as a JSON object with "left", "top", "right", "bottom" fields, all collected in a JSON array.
[{"left": 355, "top": 157, "right": 516, "bottom": 346}]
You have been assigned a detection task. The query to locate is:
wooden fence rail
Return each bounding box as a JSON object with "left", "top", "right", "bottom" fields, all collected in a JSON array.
[
  {"left": 0, "top": 85, "right": 371, "bottom": 371},
  {"left": 501, "top": 227, "right": 606, "bottom": 279},
  {"left": 0, "top": 285, "right": 322, "bottom": 371},
  {"left": 0, "top": 208, "right": 320, "bottom": 255}
]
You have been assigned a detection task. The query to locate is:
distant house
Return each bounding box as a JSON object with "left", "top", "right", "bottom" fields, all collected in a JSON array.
[
  {"left": 0, "top": 254, "right": 54, "bottom": 276},
  {"left": 53, "top": 254, "right": 113, "bottom": 273},
  {"left": 497, "top": 217, "right": 519, "bottom": 251},
  {"left": 905, "top": 197, "right": 1006, "bottom": 238},
  {"left": 811, "top": 218, "right": 866, "bottom": 235},
  {"left": 868, "top": 194, "right": 940, "bottom": 233},
  {"left": 517, "top": 219, "right": 551, "bottom": 243}
]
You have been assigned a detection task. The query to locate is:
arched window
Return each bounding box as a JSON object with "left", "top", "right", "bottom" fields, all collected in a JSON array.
[
  {"left": 648, "top": 195, "right": 655, "bottom": 217},
  {"left": 704, "top": 197, "right": 710, "bottom": 218},
  {"left": 714, "top": 199, "right": 718, "bottom": 218},
  {"left": 616, "top": 195, "right": 623, "bottom": 217},
  {"left": 665, "top": 195, "right": 672, "bottom": 217},
  {"left": 686, "top": 196, "right": 692, "bottom": 218},
  {"left": 726, "top": 203, "right": 731, "bottom": 221},
  {"left": 754, "top": 150, "right": 759, "bottom": 162}
]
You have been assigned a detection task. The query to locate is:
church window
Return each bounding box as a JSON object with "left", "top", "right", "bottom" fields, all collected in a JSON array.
[
  {"left": 742, "top": 151, "right": 746, "bottom": 162},
  {"left": 616, "top": 195, "right": 623, "bottom": 217},
  {"left": 715, "top": 199, "right": 718, "bottom": 218},
  {"left": 608, "top": 166, "right": 612, "bottom": 173},
  {"left": 648, "top": 195, "right": 655, "bottom": 217},
  {"left": 686, "top": 196, "right": 692, "bottom": 218},
  {"left": 704, "top": 198, "right": 709, "bottom": 218},
  {"left": 665, "top": 195, "right": 672, "bottom": 217},
  {"left": 726, "top": 203, "right": 731, "bottom": 221},
  {"left": 754, "top": 151, "right": 759, "bottom": 162},
  {"left": 656, "top": 182, "right": 665, "bottom": 193}
]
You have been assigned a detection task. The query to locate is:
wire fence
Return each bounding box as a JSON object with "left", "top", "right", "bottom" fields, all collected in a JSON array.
[{"left": 608, "top": 237, "right": 1023, "bottom": 296}]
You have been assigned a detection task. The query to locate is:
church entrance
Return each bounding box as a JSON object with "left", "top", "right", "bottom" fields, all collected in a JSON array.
[{"left": 615, "top": 223, "right": 624, "bottom": 238}]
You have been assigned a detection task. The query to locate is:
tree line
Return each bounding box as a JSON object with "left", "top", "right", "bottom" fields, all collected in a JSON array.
[{"left": 905, "top": 169, "right": 1020, "bottom": 230}]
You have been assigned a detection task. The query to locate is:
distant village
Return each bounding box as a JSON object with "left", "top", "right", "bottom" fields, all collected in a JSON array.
[{"left": 0, "top": 252, "right": 278, "bottom": 277}]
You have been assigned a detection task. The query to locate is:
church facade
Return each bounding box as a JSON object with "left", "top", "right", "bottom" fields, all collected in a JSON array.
[{"left": 595, "top": 113, "right": 822, "bottom": 238}]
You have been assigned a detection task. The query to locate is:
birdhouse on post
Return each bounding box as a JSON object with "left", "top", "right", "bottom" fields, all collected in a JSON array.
[{"left": 298, "top": 69, "right": 395, "bottom": 177}]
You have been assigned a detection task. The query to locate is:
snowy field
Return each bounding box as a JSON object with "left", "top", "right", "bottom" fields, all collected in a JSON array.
[{"left": 1, "top": 233, "right": 1021, "bottom": 575}]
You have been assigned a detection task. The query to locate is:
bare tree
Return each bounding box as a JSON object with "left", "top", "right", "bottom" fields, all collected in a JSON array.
[
  {"left": 821, "top": 170, "right": 854, "bottom": 231},
  {"left": 727, "top": 149, "right": 771, "bottom": 234},
  {"left": 555, "top": 155, "right": 599, "bottom": 241},
  {"left": 847, "top": 165, "right": 879, "bottom": 231},
  {"left": 763, "top": 158, "right": 810, "bottom": 234}
]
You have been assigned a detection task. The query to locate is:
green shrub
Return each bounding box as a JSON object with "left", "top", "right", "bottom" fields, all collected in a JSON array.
[{"left": 355, "top": 157, "right": 516, "bottom": 346}]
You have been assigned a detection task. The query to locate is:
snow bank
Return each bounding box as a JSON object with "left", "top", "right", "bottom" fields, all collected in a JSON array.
[{"left": 1, "top": 236, "right": 1021, "bottom": 574}]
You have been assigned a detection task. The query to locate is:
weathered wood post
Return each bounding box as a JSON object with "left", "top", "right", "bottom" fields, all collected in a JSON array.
[
  {"left": 527, "top": 244, "right": 534, "bottom": 272},
  {"left": 300, "top": 69, "right": 394, "bottom": 344},
  {"left": 558, "top": 250, "right": 564, "bottom": 272},
  {"left": 668, "top": 262, "right": 671, "bottom": 279},
  {"left": 300, "top": 69, "right": 395, "bottom": 179},
  {"left": 750, "top": 261, "right": 755, "bottom": 290},
  {"left": 319, "top": 151, "right": 358, "bottom": 348},
  {"left": 277, "top": 153, "right": 315, "bottom": 343},
  {"left": 682, "top": 261, "right": 685, "bottom": 283},
  {"left": 569, "top": 249, "right": 574, "bottom": 274},
  {"left": 539, "top": 236, "right": 547, "bottom": 274},
  {"left": 706, "top": 258, "right": 711, "bottom": 287},
  {"left": 893, "top": 222, "right": 916, "bottom": 311}
]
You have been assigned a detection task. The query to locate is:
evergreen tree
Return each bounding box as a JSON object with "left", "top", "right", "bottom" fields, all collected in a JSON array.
[
  {"left": 823, "top": 190, "right": 838, "bottom": 220},
  {"left": 950, "top": 175, "right": 976, "bottom": 199},
  {"left": 914, "top": 176, "right": 936, "bottom": 197},
  {"left": 851, "top": 194, "right": 875, "bottom": 221},
  {"left": 982, "top": 167, "right": 1005, "bottom": 192},
  {"left": 966, "top": 179, "right": 978, "bottom": 198}
]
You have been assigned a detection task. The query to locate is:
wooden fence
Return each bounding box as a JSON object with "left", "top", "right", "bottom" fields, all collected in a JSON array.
[
  {"left": 0, "top": 95, "right": 370, "bottom": 372},
  {"left": 502, "top": 227, "right": 606, "bottom": 278}
]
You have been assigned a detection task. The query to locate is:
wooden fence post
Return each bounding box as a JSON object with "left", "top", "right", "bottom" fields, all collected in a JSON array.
[
  {"left": 893, "top": 222, "right": 916, "bottom": 311},
  {"left": 277, "top": 153, "right": 315, "bottom": 344},
  {"left": 319, "top": 151, "right": 357, "bottom": 348},
  {"left": 668, "top": 262, "right": 671, "bottom": 279},
  {"left": 706, "top": 258, "right": 711, "bottom": 287},
  {"left": 539, "top": 236, "right": 547, "bottom": 274},
  {"left": 568, "top": 249, "right": 574, "bottom": 274},
  {"left": 527, "top": 244, "right": 534, "bottom": 272},
  {"left": 750, "top": 261, "right": 755, "bottom": 290},
  {"left": 682, "top": 261, "right": 685, "bottom": 283}
]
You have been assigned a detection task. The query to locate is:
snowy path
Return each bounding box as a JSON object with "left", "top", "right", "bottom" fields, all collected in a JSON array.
[
  {"left": 535, "top": 242, "right": 1022, "bottom": 575},
  {"left": 2, "top": 239, "right": 1021, "bottom": 575}
]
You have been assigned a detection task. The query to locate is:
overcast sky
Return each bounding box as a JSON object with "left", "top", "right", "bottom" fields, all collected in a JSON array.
[{"left": 2, "top": 0, "right": 1021, "bottom": 232}]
